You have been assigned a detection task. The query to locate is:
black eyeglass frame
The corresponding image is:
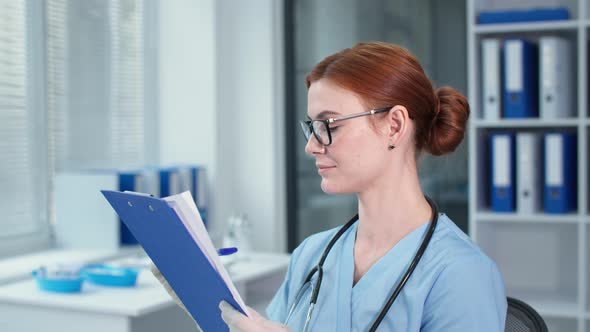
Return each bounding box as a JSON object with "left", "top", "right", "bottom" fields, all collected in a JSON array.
[{"left": 300, "top": 107, "right": 393, "bottom": 146}]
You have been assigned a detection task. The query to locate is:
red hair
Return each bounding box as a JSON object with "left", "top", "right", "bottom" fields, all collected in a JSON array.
[{"left": 306, "top": 42, "right": 469, "bottom": 156}]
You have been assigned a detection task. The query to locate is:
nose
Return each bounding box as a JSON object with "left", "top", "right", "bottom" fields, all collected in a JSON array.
[{"left": 304, "top": 134, "right": 325, "bottom": 156}]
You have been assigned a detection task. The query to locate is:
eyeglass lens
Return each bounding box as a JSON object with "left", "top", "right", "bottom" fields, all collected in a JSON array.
[{"left": 300, "top": 121, "right": 330, "bottom": 145}]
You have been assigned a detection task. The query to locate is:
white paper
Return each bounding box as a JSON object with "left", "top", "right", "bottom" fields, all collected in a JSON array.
[{"left": 163, "top": 191, "right": 247, "bottom": 310}]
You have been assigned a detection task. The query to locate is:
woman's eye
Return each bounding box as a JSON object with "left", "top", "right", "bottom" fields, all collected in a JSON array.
[{"left": 329, "top": 127, "right": 339, "bottom": 132}]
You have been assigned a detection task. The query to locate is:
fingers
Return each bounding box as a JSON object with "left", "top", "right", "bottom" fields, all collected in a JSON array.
[
  {"left": 150, "top": 264, "right": 188, "bottom": 312},
  {"left": 220, "top": 302, "right": 292, "bottom": 332},
  {"left": 245, "top": 306, "right": 262, "bottom": 320},
  {"left": 220, "top": 301, "right": 257, "bottom": 331},
  {"left": 219, "top": 301, "right": 240, "bottom": 325}
]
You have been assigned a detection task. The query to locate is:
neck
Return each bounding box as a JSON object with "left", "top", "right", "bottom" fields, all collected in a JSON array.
[{"left": 355, "top": 163, "right": 432, "bottom": 251}]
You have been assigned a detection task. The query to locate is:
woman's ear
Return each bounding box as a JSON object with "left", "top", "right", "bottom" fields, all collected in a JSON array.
[{"left": 387, "top": 105, "right": 409, "bottom": 144}]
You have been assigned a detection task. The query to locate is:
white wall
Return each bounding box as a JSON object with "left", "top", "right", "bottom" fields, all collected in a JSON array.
[
  {"left": 158, "top": 0, "right": 286, "bottom": 252},
  {"left": 215, "top": 0, "right": 286, "bottom": 253},
  {"left": 158, "top": 0, "right": 216, "bottom": 167}
]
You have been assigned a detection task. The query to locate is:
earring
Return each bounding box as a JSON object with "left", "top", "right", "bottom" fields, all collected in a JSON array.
[{"left": 388, "top": 144, "right": 395, "bottom": 150}]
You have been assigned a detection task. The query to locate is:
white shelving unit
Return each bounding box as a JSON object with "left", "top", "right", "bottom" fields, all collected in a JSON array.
[{"left": 467, "top": 1, "right": 589, "bottom": 331}]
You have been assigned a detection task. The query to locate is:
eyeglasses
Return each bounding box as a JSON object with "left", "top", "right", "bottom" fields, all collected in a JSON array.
[{"left": 299, "top": 107, "right": 392, "bottom": 146}]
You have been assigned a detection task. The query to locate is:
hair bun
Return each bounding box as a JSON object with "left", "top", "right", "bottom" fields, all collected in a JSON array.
[{"left": 426, "top": 86, "right": 470, "bottom": 156}]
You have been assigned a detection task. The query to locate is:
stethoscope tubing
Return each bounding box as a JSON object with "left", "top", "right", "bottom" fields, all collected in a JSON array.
[{"left": 284, "top": 196, "right": 439, "bottom": 332}]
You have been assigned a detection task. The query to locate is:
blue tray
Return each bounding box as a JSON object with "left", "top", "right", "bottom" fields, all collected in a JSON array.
[
  {"left": 81, "top": 264, "right": 139, "bottom": 287},
  {"left": 32, "top": 269, "right": 83, "bottom": 293}
]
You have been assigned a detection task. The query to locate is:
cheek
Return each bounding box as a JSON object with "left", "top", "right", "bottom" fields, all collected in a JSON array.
[
  {"left": 340, "top": 128, "right": 384, "bottom": 171},
  {"left": 332, "top": 130, "right": 366, "bottom": 168},
  {"left": 321, "top": 129, "right": 386, "bottom": 192},
  {"left": 350, "top": 147, "right": 387, "bottom": 182}
]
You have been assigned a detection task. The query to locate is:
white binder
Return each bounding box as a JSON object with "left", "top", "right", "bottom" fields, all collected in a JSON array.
[
  {"left": 540, "top": 36, "right": 573, "bottom": 118},
  {"left": 482, "top": 39, "right": 501, "bottom": 120},
  {"left": 516, "top": 133, "right": 541, "bottom": 213}
]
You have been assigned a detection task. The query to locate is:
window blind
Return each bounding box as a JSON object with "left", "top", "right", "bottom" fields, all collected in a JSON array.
[
  {"left": 110, "top": 0, "right": 145, "bottom": 168},
  {"left": 51, "top": 0, "right": 146, "bottom": 171},
  {"left": 0, "top": 0, "right": 46, "bottom": 238},
  {"left": 0, "top": 0, "right": 150, "bottom": 255},
  {"left": 46, "top": 0, "right": 67, "bottom": 172}
]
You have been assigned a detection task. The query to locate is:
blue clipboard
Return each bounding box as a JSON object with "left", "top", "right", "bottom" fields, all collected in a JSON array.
[{"left": 101, "top": 190, "right": 245, "bottom": 331}]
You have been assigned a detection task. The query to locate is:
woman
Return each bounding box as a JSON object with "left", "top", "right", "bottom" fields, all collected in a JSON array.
[{"left": 219, "top": 42, "right": 506, "bottom": 331}]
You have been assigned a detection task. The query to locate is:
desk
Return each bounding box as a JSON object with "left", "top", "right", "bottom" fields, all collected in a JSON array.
[
  {"left": 0, "top": 247, "right": 143, "bottom": 286},
  {"left": 0, "top": 252, "right": 289, "bottom": 332}
]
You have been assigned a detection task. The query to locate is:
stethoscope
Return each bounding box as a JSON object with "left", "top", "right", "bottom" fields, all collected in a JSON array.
[{"left": 284, "top": 195, "right": 439, "bottom": 332}]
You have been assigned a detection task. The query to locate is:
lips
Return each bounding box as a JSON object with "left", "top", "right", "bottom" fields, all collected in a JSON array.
[
  {"left": 316, "top": 164, "right": 336, "bottom": 170},
  {"left": 316, "top": 164, "right": 336, "bottom": 175}
]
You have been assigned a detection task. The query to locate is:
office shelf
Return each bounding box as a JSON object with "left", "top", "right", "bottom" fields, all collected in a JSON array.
[
  {"left": 476, "top": 212, "right": 580, "bottom": 223},
  {"left": 527, "top": 298, "right": 579, "bottom": 319},
  {"left": 474, "top": 118, "right": 581, "bottom": 128},
  {"left": 546, "top": 317, "right": 578, "bottom": 332},
  {"left": 468, "top": 1, "right": 588, "bottom": 330},
  {"left": 474, "top": 20, "right": 579, "bottom": 34}
]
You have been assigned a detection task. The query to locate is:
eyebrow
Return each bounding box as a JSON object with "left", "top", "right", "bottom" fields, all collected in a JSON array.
[{"left": 307, "top": 110, "right": 341, "bottom": 120}]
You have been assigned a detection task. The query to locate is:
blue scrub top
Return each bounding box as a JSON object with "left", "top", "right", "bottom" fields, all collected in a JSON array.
[{"left": 266, "top": 213, "right": 507, "bottom": 331}]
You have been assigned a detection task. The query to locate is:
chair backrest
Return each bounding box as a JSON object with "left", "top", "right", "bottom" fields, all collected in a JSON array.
[{"left": 505, "top": 297, "right": 548, "bottom": 332}]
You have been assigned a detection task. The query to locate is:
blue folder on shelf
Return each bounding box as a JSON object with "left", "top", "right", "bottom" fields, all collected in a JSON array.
[
  {"left": 158, "top": 167, "right": 182, "bottom": 197},
  {"left": 101, "top": 190, "right": 245, "bottom": 332},
  {"left": 478, "top": 7, "right": 570, "bottom": 24},
  {"left": 503, "top": 39, "right": 538, "bottom": 118},
  {"left": 490, "top": 133, "right": 516, "bottom": 212},
  {"left": 543, "top": 133, "right": 577, "bottom": 213}
]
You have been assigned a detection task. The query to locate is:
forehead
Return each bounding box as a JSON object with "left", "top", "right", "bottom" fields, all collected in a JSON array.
[{"left": 307, "top": 79, "right": 365, "bottom": 118}]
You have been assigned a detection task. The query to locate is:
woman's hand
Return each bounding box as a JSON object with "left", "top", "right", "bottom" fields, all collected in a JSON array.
[
  {"left": 151, "top": 264, "right": 204, "bottom": 330},
  {"left": 150, "top": 263, "right": 189, "bottom": 312},
  {"left": 219, "top": 301, "right": 291, "bottom": 332}
]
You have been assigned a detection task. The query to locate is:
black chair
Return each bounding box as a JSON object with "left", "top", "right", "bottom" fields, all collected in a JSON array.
[{"left": 505, "top": 297, "right": 548, "bottom": 332}]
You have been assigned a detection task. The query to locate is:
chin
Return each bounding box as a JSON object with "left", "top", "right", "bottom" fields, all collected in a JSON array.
[{"left": 320, "top": 178, "right": 356, "bottom": 194}]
